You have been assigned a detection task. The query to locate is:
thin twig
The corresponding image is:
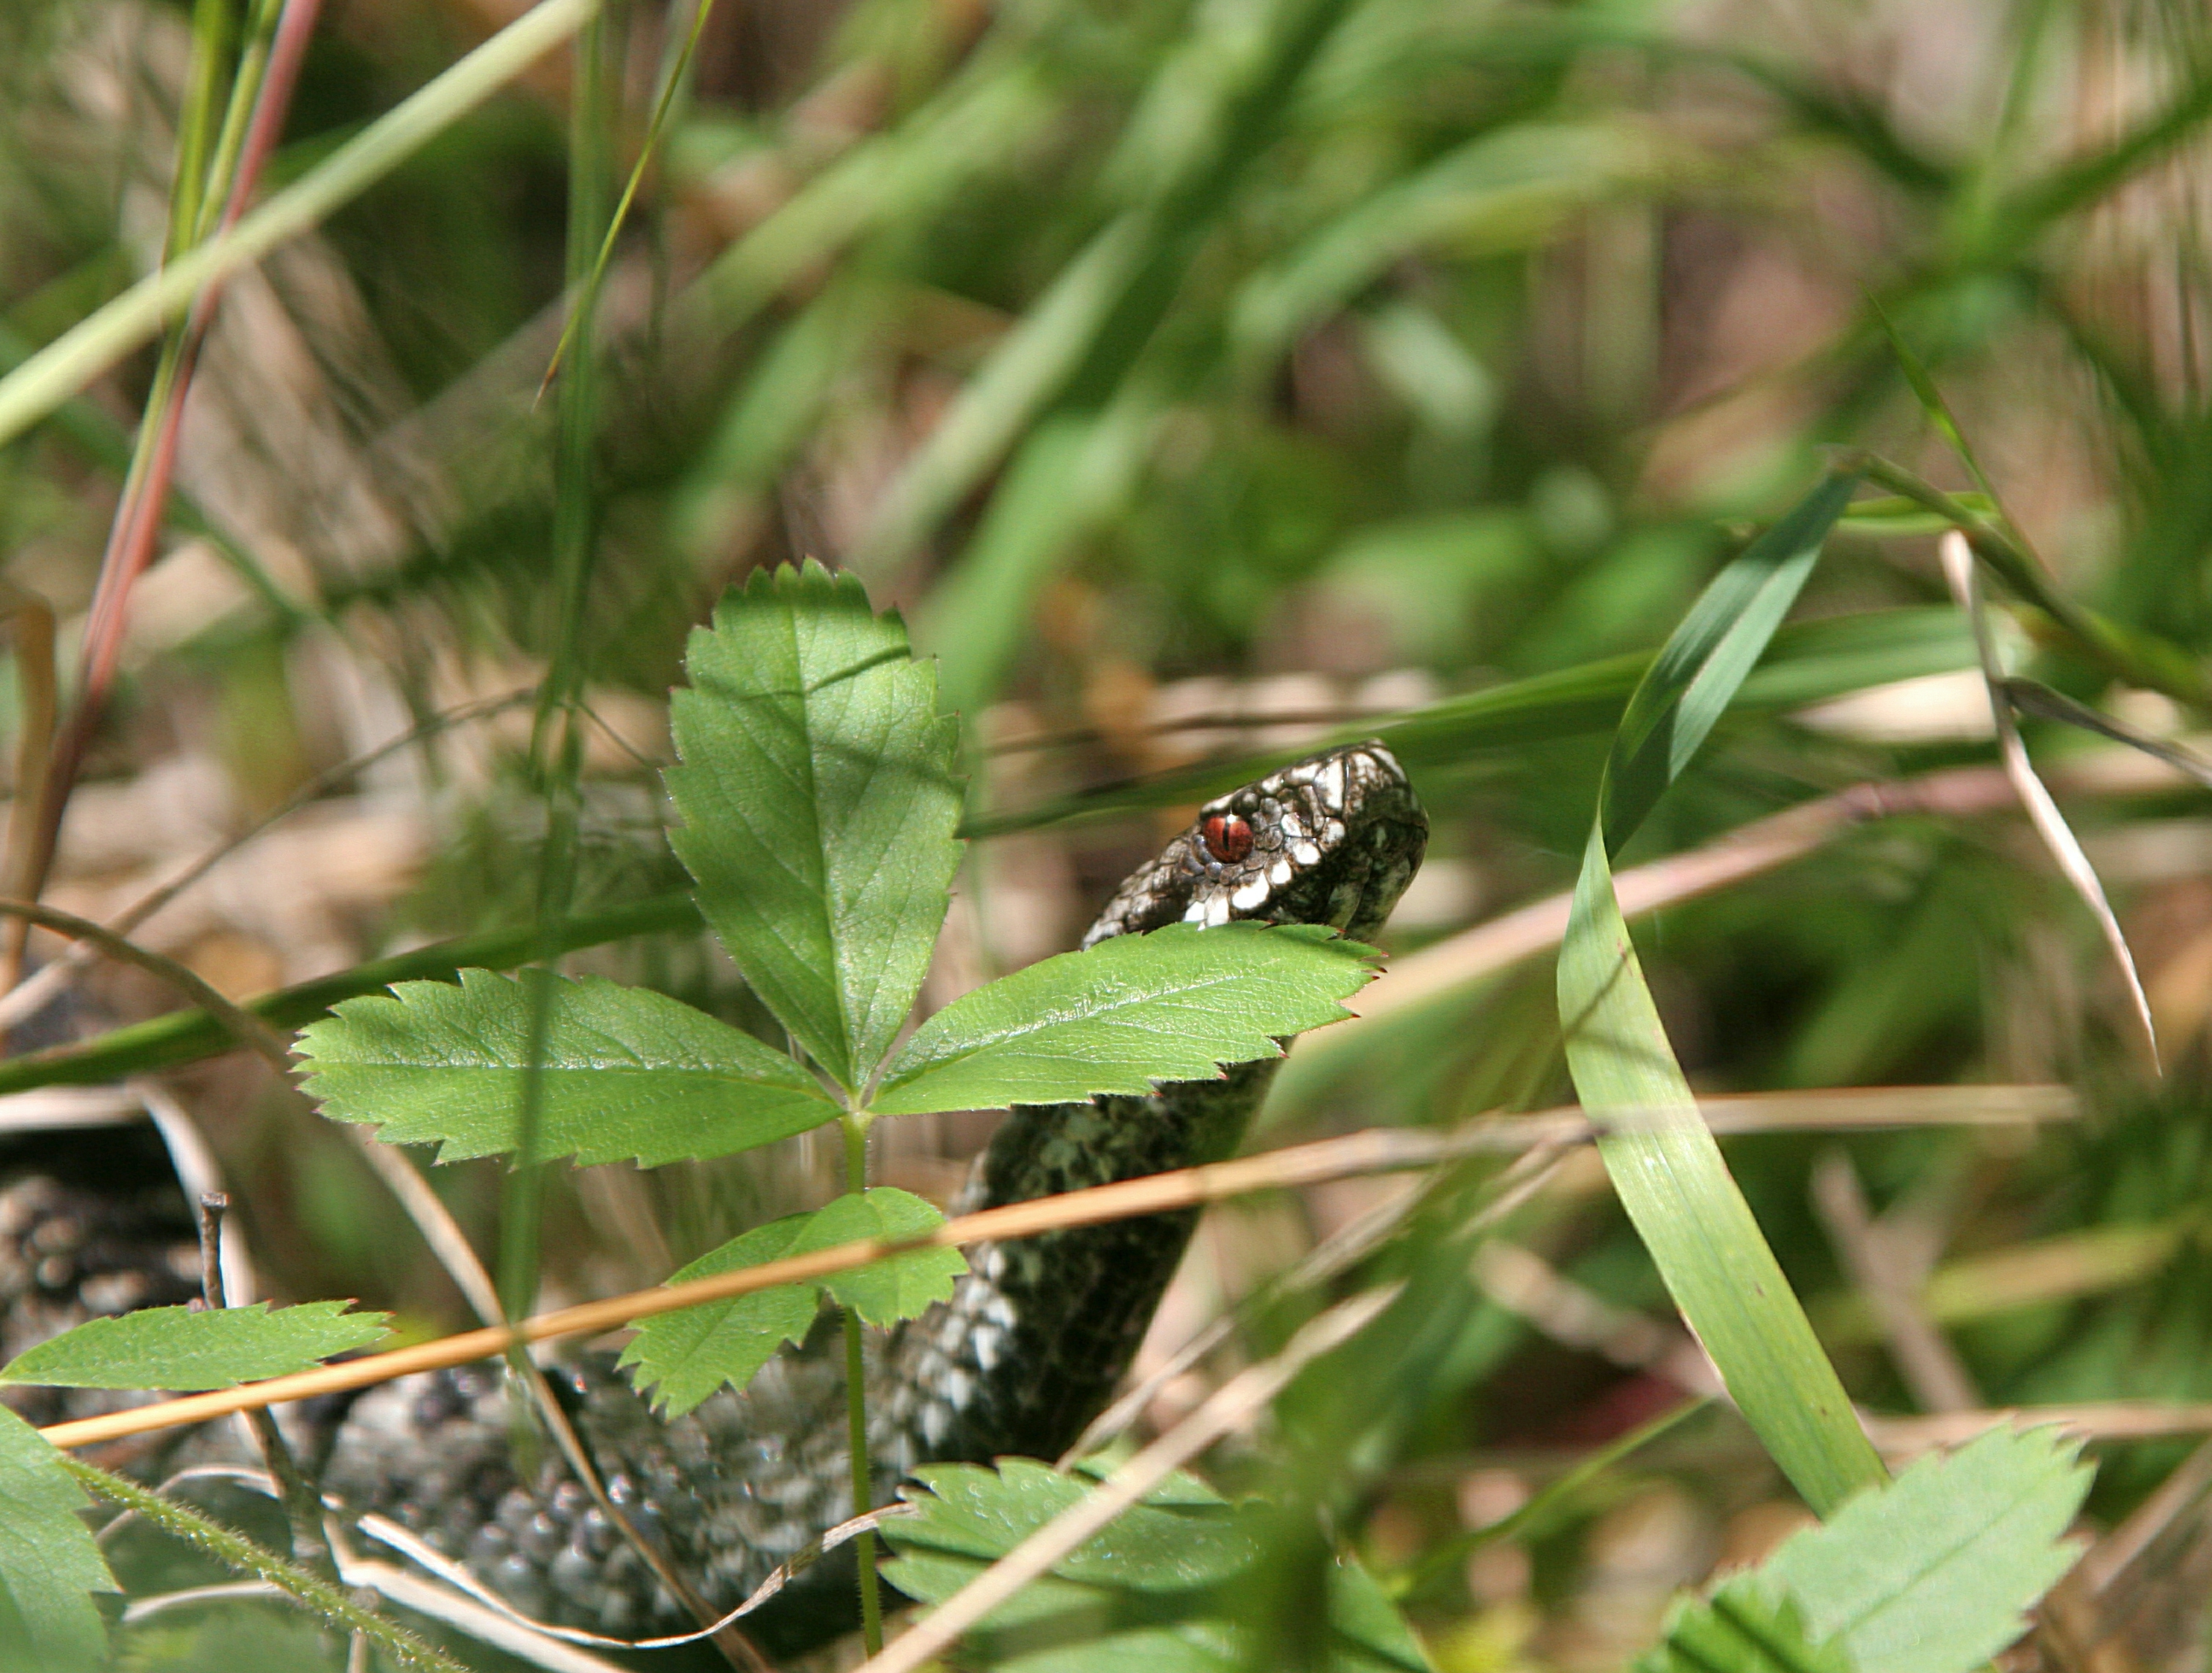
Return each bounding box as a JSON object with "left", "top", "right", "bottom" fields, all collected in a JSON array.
[
  {"left": 36, "top": 1086, "right": 2075, "bottom": 1451},
  {"left": 1863, "top": 1404, "right": 2212, "bottom": 1453},
  {"left": 851, "top": 1286, "right": 1401, "bottom": 1673},
  {"left": 197, "top": 1191, "right": 331, "bottom": 1573}
]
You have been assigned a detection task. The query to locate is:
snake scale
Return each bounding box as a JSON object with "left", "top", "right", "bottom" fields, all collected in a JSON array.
[{"left": 0, "top": 740, "right": 1426, "bottom": 1663}]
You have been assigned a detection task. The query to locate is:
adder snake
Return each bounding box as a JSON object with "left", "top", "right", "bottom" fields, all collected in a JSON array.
[{"left": 0, "top": 739, "right": 1427, "bottom": 1661}]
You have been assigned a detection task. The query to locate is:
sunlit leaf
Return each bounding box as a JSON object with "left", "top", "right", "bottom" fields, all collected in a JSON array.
[
  {"left": 1762, "top": 1425, "right": 2090, "bottom": 1673},
  {"left": 295, "top": 968, "right": 838, "bottom": 1166},
  {"left": 0, "top": 1407, "right": 113, "bottom": 1672},
  {"left": 872, "top": 923, "right": 1380, "bottom": 1118},
  {"left": 666, "top": 561, "right": 963, "bottom": 1091},
  {"left": 1560, "top": 468, "right": 1888, "bottom": 1516},
  {"left": 1, "top": 1301, "right": 389, "bottom": 1392}
]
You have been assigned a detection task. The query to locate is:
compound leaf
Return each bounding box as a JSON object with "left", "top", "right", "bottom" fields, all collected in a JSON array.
[
  {"left": 666, "top": 561, "right": 964, "bottom": 1090},
  {"left": 296, "top": 968, "right": 838, "bottom": 1166},
  {"left": 872, "top": 923, "right": 1379, "bottom": 1118}
]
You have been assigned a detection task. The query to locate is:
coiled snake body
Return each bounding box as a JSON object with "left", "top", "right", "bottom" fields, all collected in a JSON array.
[{"left": 0, "top": 742, "right": 1426, "bottom": 1660}]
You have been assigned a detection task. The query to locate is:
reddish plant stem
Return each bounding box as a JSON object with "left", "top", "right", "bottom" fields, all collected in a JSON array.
[{"left": 26, "top": 0, "right": 326, "bottom": 919}]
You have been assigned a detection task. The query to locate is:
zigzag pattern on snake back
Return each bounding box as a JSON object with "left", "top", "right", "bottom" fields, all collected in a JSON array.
[{"left": 0, "top": 741, "right": 1426, "bottom": 1662}]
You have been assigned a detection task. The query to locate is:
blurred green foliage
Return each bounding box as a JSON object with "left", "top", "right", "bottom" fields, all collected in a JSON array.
[{"left": 11, "top": 0, "right": 2212, "bottom": 1663}]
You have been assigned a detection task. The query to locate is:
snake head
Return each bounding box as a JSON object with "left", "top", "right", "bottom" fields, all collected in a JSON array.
[{"left": 1083, "top": 742, "right": 1428, "bottom": 949}]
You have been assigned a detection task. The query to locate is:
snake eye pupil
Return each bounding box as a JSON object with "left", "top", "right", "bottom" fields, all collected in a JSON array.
[{"left": 1201, "top": 813, "right": 1253, "bottom": 863}]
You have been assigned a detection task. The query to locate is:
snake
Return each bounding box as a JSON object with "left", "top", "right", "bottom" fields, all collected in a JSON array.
[{"left": 0, "top": 739, "right": 1426, "bottom": 1663}]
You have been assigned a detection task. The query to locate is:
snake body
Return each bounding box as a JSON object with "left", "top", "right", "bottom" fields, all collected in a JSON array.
[{"left": 1, "top": 741, "right": 1426, "bottom": 1660}]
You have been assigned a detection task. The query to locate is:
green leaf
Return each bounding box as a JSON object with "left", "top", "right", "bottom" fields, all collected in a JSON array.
[
  {"left": 666, "top": 561, "right": 963, "bottom": 1090},
  {"left": 617, "top": 1211, "right": 822, "bottom": 1418},
  {"left": 872, "top": 923, "right": 1380, "bottom": 1118},
  {"left": 0, "top": 1406, "right": 114, "bottom": 1671},
  {"left": 1559, "top": 468, "right": 1887, "bottom": 1517},
  {"left": 1638, "top": 1581, "right": 1853, "bottom": 1673},
  {"left": 295, "top": 968, "right": 838, "bottom": 1166},
  {"left": 1761, "top": 1426, "right": 2090, "bottom": 1673},
  {"left": 809, "top": 1188, "right": 970, "bottom": 1327},
  {"left": 1, "top": 1301, "right": 388, "bottom": 1391},
  {"left": 880, "top": 1460, "right": 1432, "bottom": 1672},
  {"left": 618, "top": 1187, "right": 966, "bottom": 1416}
]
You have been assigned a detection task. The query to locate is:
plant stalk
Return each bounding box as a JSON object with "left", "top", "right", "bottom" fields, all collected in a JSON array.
[{"left": 843, "top": 1109, "right": 885, "bottom": 1655}]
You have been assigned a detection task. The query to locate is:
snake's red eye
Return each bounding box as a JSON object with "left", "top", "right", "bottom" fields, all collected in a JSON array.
[{"left": 1201, "top": 813, "right": 1253, "bottom": 863}]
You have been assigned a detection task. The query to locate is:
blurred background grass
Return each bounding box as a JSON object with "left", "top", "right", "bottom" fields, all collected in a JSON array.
[{"left": 12, "top": 0, "right": 2212, "bottom": 1666}]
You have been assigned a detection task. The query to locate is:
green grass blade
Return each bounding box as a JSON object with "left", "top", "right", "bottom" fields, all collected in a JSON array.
[
  {"left": 921, "top": 394, "right": 1165, "bottom": 719},
  {"left": 1560, "top": 833, "right": 1886, "bottom": 1515},
  {"left": 540, "top": 0, "right": 718, "bottom": 392},
  {"left": 1562, "top": 470, "right": 1887, "bottom": 1516},
  {"left": 0, "top": 0, "right": 599, "bottom": 452},
  {"left": 967, "top": 605, "right": 1972, "bottom": 835}
]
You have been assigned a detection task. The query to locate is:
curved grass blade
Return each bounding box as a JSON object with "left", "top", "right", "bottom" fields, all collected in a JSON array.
[
  {"left": 1939, "top": 533, "right": 2157, "bottom": 1067},
  {"left": 1559, "top": 468, "right": 1890, "bottom": 1516}
]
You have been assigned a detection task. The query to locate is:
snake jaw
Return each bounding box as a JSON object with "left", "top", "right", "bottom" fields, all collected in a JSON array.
[{"left": 1083, "top": 741, "right": 1428, "bottom": 948}]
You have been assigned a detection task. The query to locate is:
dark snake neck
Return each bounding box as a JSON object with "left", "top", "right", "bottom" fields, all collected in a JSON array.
[{"left": 19, "top": 742, "right": 1426, "bottom": 1661}]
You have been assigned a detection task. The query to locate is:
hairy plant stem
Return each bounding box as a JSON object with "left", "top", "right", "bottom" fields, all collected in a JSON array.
[
  {"left": 59, "top": 1455, "right": 467, "bottom": 1673},
  {"left": 843, "top": 1109, "right": 886, "bottom": 1655}
]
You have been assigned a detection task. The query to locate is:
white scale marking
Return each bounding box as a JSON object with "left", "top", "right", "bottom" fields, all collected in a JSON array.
[
  {"left": 1231, "top": 879, "right": 1269, "bottom": 910},
  {"left": 1316, "top": 759, "right": 1345, "bottom": 810}
]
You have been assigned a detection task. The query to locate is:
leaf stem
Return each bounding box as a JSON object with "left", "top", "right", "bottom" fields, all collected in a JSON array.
[
  {"left": 841, "top": 1109, "right": 885, "bottom": 1655},
  {"left": 59, "top": 1454, "right": 467, "bottom": 1673}
]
